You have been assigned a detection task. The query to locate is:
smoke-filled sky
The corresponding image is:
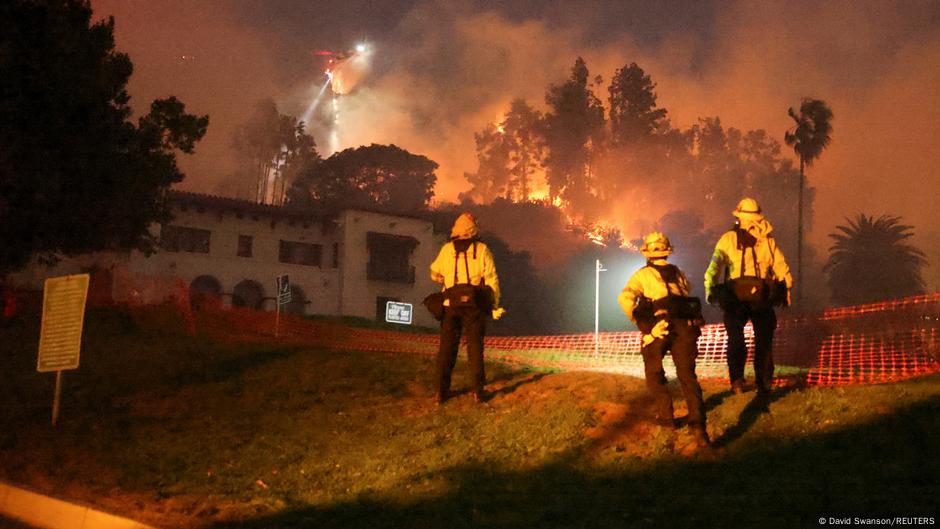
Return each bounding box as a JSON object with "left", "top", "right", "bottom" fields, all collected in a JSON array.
[{"left": 91, "top": 0, "right": 939, "bottom": 288}]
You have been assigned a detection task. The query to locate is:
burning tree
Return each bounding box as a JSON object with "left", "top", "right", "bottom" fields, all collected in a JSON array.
[
  {"left": 542, "top": 58, "right": 606, "bottom": 213},
  {"left": 464, "top": 99, "right": 545, "bottom": 204}
]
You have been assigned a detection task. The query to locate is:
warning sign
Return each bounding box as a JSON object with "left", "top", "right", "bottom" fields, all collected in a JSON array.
[
  {"left": 385, "top": 301, "right": 413, "bottom": 325},
  {"left": 37, "top": 274, "right": 89, "bottom": 373}
]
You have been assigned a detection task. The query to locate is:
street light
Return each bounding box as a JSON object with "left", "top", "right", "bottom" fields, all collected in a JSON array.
[{"left": 594, "top": 259, "right": 607, "bottom": 356}]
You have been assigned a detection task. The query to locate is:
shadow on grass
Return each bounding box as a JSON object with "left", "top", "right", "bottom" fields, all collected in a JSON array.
[
  {"left": 489, "top": 372, "right": 547, "bottom": 398},
  {"left": 712, "top": 386, "right": 799, "bottom": 448},
  {"left": 704, "top": 389, "right": 734, "bottom": 412},
  {"left": 206, "top": 395, "right": 940, "bottom": 529},
  {"left": 168, "top": 346, "right": 304, "bottom": 388}
]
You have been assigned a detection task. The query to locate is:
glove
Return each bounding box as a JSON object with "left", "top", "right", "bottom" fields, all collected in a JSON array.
[
  {"left": 642, "top": 319, "right": 669, "bottom": 346},
  {"left": 651, "top": 319, "right": 670, "bottom": 339},
  {"left": 492, "top": 307, "right": 506, "bottom": 320}
]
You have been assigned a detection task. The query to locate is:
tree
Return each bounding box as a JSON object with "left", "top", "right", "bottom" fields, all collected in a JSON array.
[
  {"left": 463, "top": 123, "right": 512, "bottom": 204},
  {"left": 272, "top": 117, "right": 318, "bottom": 206},
  {"left": 825, "top": 214, "right": 927, "bottom": 305},
  {"left": 607, "top": 63, "right": 668, "bottom": 146},
  {"left": 0, "top": 0, "right": 208, "bottom": 275},
  {"left": 289, "top": 144, "right": 436, "bottom": 215},
  {"left": 543, "top": 58, "right": 606, "bottom": 212},
  {"left": 689, "top": 117, "right": 734, "bottom": 213},
  {"left": 230, "top": 99, "right": 318, "bottom": 204},
  {"left": 501, "top": 99, "right": 545, "bottom": 202},
  {"left": 784, "top": 98, "right": 833, "bottom": 304},
  {"left": 463, "top": 98, "right": 545, "bottom": 204}
]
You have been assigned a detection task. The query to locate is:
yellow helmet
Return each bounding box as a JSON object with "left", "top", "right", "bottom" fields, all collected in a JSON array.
[
  {"left": 732, "top": 197, "right": 764, "bottom": 220},
  {"left": 641, "top": 231, "right": 673, "bottom": 258},
  {"left": 450, "top": 212, "right": 479, "bottom": 240}
]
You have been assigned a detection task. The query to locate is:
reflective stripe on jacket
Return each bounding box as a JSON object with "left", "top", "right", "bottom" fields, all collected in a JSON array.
[
  {"left": 430, "top": 240, "right": 500, "bottom": 308},
  {"left": 703, "top": 228, "right": 792, "bottom": 298}
]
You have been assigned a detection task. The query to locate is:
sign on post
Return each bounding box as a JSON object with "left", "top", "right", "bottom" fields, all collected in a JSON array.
[
  {"left": 274, "top": 275, "right": 290, "bottom": 338},
  {"left": 385, "top": 301, "right": 413, "bottom": 325},
  {"left": 37, "top": 273, "right": 90, "bottom": 426},
  {"left": 276, "top": 275, "right": 291, "bottom": 305},
  {"left": 37, "top": 274, "right": 89, "bottom": 372}
]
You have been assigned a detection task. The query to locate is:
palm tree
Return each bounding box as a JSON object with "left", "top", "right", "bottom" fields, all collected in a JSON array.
[
  {"left": 825, "top": 214, "right": 927, "bottom": 306},
  {"left": 784, "top": 98, "right": 833, "bottom": 304}
]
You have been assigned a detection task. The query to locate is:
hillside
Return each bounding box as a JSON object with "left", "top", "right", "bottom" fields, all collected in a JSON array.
[{"left": 0, "top": 309, "right": 937, "bottom": 528}]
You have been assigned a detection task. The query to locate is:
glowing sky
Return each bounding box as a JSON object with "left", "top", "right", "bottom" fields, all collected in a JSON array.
[{"left": 91, "top": 0, "right": 940, "bottom": 288}]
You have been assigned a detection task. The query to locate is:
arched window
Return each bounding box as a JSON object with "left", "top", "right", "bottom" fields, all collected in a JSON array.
[
  {"left": 190, "top": 275, "right": 222, "bottom": 310},
  {"left": 232, "top": 280, "right": 265, "bottom": 309}
]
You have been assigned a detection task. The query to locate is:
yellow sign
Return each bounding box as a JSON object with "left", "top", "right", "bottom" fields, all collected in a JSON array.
[{"left": 37, "top": 274, "right": 89, "bottom": 373}]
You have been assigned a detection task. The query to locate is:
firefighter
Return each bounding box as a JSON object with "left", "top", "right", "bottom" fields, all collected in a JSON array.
[
  {"left": 618, "top": 232, "right": 709, "bottom": 447},
  {"left": 704, "top": 197, "right": 792, "bottom": 396},
  {"left": 430, "top": 213, "right": 503, "bottom": 404}
]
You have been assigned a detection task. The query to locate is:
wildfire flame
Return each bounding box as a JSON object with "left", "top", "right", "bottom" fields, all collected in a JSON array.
[{"left": 566, "top": 218, "right": 640, "bottom": 252}]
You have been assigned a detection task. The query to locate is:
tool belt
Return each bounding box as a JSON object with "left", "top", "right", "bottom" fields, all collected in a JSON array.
[
  {"left": 634, "top": 295, "right": 704, "bottom": 333},
  {"left": 443, "top": 283, "right": 494, "bottom": 311},
  {"left": 441, "top": 239, "right": 495, "bottom": 313}
]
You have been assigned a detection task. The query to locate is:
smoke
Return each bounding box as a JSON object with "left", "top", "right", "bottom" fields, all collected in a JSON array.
[
  {"left": 90, "top": 0, "right": 280, "bottom": 187},
  {"left": 91, "top": 0, "right": 940, "bottom": 289}
]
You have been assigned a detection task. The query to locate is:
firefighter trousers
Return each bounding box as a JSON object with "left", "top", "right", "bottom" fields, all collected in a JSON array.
[
  {"left": 437, "top": 304, "right": 486, "bottom": 398},
  {"left": 640, "top": 319, "right": 706, "bottom": 428},
  {"left": 722, "top": 303, "right": 777, "bottom": 391}
]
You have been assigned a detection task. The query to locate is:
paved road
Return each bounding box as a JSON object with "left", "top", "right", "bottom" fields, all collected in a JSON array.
[{"left": 0, "top": 515, "right": 39, "bottom": 528}]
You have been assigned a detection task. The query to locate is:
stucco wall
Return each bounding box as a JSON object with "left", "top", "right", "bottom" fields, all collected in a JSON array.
[
  {"left": 129, "top": 206, "right": 342, "bottom": 315},
  {"left": 8, "top": 198, "right": 447, "bottom": 328},
  {"left": 338, "top": 210, "right": 443, "bottom": 328}
]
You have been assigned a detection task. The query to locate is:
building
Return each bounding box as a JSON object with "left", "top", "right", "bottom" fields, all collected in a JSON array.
[{"left": 10, "top": 191, "right": 445, "bottom": 328}]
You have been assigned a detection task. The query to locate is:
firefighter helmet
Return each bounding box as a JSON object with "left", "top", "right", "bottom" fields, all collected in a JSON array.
[
  {"left": 732, "top": 197, "right": 764, "bottom": 220},
  {"left": 640, "top": 231, "right": 673, "bottom": 258},
  {"left": 450, "top": 212, "right": 479, "bottom": 240}
]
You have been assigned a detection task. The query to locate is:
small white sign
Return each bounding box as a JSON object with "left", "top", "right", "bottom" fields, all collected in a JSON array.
[{"left": 385, "top": 301, "right": 413, "bottom": 325}]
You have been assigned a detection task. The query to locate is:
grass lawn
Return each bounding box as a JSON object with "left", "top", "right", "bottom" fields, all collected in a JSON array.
[{"left": 0, "top": 308, "right": 937, "bottom": 528}]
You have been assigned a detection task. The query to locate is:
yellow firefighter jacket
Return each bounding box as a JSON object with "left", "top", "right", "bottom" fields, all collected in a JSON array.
[
  {"left": 430, "top": 239, "right": 500, "bottom": 308},
  {"left": 618, "top": 259, "right": 691, "bottom": 323},
  {"left": 703, "top": 220, "right": 793, "bottom": 299}
]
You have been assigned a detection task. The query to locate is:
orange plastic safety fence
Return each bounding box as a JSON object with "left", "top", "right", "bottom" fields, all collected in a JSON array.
[{"left": 157, "top": 293, "right": 940, "bottom": 386}]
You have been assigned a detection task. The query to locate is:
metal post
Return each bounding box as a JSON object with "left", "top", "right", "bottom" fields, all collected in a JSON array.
[
  {"left": 52, "top": 370, "right": 62, "bottom": 427},
  {"left": 594, "top": 259, "right": 606, "bottom": 356}
]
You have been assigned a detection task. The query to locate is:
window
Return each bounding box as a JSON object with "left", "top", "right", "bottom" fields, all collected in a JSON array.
[
  {"left": 366, "top": 232, "right": 418, "bottom": 283},
  {"left": 332, "top": 242, "right": 339, "bottom": 268},
  {"left": 161, "top": 225, "right": 210, "bottom": 253},
  {"left": 237, "top": 235, "right": 253, "bottom": 258},
  {"left": 279, "top": 240, "right": 322, "bottom": 267}
]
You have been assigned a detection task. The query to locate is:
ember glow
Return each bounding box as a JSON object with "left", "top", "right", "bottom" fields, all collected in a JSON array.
[{"left": 90, "top": 0, "right": 940, "bottom": 289}]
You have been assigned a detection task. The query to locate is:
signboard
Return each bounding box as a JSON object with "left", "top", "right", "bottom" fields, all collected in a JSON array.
[
  {"left": 385, "top": 301, "right": 413, "bottom": 325},
  {"left": 37, "top": 274, "right": 89, "bottom": 373},
  {"left": 276, "top": 274, "right": 291, "bottom": 305}
]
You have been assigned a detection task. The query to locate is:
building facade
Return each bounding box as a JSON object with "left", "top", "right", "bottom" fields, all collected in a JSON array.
[{"left": 10, "top": 191, "right": 445, "bottom": 328}]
